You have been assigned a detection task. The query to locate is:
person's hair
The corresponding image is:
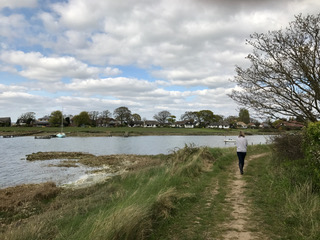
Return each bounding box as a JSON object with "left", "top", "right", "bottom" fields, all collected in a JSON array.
[{"left": 239, "top": 131, "right": 245, "bottom": 137}]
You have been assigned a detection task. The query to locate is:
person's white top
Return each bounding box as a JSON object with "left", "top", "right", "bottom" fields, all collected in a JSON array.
[{"left": 236, "top": 136, "right": 248, "bottom": 152}]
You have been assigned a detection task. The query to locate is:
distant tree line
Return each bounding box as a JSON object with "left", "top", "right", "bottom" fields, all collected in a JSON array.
[{"left": 14, "top": 107, "right": 257, "bottom": 128}]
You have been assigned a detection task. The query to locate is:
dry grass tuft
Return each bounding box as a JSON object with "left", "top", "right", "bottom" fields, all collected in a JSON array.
[
  {"left": 26, "top": 151, "right": 95, "bottom": 161},
  {"left": 152, "top": 187, "right": 178, "bottom": 220},
  {"left": 0, "top": 182, "right": 60, "bottom": 225}
]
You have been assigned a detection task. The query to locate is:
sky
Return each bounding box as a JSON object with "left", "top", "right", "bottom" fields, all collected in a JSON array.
[{"left": 0, "top": 0, "right": 320, "bottom": 122}]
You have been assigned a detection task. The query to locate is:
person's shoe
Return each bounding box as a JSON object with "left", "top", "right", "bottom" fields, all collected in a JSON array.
[{"left": 240, "top": 170, "right": 244, "bottom": 175}]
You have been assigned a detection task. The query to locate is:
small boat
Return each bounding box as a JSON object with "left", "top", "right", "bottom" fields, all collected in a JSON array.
[
  {"left": 224, "top": 138, "right": 236, "bottom": 143},
  {"left": 56, "top": 111, "right": 66, "bottom": 138},
  {"left": 35, "top": 135, "right": 51, "bottom": 139},
  {"left": 56, "top": 132, "right": 66, "bottom": 138}
]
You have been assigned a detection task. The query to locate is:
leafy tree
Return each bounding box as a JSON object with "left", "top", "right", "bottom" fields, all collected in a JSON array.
[
  {"left": 49, "top": 110, "right": 63, "bottom": 127},
  {"left": 229, "top": 14, "right": 320, "bottom": 122},
  {"left": 153, "top": 110, "right": 171, "bottom": 125},
  {"left": 192, "top": 110, "right": 217, "bottom": 127},
  {"left": 238, "top": 108, "right": 250, "bottom": 124},
  {"left": 113, "top": 106, "right": 132, "bottom": 125},
  {"left": 73, "top": 111, "right": 91, "bottom": 127},
  {"left": 17, "top": 112, "right": 36, "bottom": 126},
  {"left": 132, "top": 113, "right": 141, "bottom": 121},
  {"left": 225, "top": 115, "right": 238, "bottom": 128},
  {"left": 167, "top": 115, "right": 176, "bottom": 124},
  {"left": 199, "top": 110, "right": 216, "bottom": 126}
]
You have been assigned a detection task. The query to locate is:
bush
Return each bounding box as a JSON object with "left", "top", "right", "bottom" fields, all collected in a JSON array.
[
  {"left": 304, "top": 122, "right": 320, "bottom": 191},
  {"left": 270, "top": 132, "right": 304, "bottom": 161}
]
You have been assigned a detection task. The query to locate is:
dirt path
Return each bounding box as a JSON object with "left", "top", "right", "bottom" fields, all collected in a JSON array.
[{"left": 219, "top": 153, "right": 268, "bottom": 240}]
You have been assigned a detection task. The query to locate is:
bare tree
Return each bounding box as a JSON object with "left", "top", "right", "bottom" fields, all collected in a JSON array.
[
  {"left": 229, "top": 14, "right": 320, "bottom": 122},
  {"left": 89, "top": 111, "right": 99, "bottom": 126},
  {"left": 153, "top": 110, "right": 171, "bottom": 125},
  {"left": 17, "top": 112, "right": 36, "bottom": 126},
  {"left": 101, "top": 110, "right": 111, "bottom": 119}
]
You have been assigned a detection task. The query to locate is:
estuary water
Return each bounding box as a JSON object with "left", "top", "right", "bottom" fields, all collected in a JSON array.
[{"left": 0, "top": 135, "right": 271, "bottom": 188}]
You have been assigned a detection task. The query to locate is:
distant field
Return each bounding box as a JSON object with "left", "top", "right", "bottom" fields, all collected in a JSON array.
[{"left": 0, "top": 126, "right": 272, "bottom": 136}]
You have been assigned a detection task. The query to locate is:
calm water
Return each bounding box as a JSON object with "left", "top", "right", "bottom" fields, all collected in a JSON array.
[{"left": 0, "top": 135, "right": 271, "bottom": 188}]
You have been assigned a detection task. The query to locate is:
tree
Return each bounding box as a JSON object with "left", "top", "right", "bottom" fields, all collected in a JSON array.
[
  {"left": 49, "top": 110, "right": 63, "bottom": 127},
  {"left": 198, "top": 110, "right": 216, "bottom": 126},
  {"left": 225, "top": 115, "right": 238, "bottom": 128},
  {"left": 153, "top": 110, "right": 171, "bottom": 125},
  {"left": 113, "top": 106, "right": 131, "bottom": 125},
  {"left": 73, "top": 111, "right": 91, "bottom": 127},
  {"left": 167, "top": 115, "right": 176, "bottom": 124},
  {"left": 132, "top": 113, "right": 141, "bottom": 121},
  {"left": 17, "top": 112, "right": 36, "bottom": 126},
  {"left": 181, "top": 111, "right": 196, "bottom": 121},
  {"left": 238, "top": 108, "right": 250, "bottom": 124},
  {"left": 229, "top": 14, "right": 320, "bottom": 122},
  {"left": 101, "top": 110, "right": 111, "bottom": 119},
  {"left": 89, "top": 111, "right": 99, "bottom": 127}
]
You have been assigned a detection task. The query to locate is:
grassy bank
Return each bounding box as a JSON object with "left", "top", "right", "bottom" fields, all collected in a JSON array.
[
  {"left": 245, "top": 147, "right": 320, "bottom": 239},
  {"left": 1, "top": 145, "right": 218, "bottom": 239},
  {"left": 2, "top": 143, "right": 319, "bottom": 239},
  {"left": 0, "top": 126, "right": 274, "bottom": 137}
]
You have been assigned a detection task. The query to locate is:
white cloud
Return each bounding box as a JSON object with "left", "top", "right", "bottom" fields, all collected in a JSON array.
[
  {"left": 0, "top": 14, "right": 27, "bottom": 38},
  {"left": 66, "top": 77, "right": 155, "bottom": 96},
  {"left": 0, "top": 0, "right": 37, "bottom": 9},
  {"left": 1, "top": 0, "right": 320, "bottom": 122},
  {"left": 0, "top": 50, "right": 120, "bottom": 82}
]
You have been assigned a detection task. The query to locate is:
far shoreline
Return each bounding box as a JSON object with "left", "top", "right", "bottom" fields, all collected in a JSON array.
[{"left": 0, "top": 126, "right": 279, "bottom": 137}]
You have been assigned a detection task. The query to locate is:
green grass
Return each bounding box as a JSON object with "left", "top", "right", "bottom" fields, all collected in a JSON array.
[
  {"left": 3, "top": 143, "right": 318, "bottom": 239},
  {"left": 245, "top": 146, "right": 320, "bottom": 239},
  {"left": 0, "top": 126, "right": 272, "bottom": 136}
]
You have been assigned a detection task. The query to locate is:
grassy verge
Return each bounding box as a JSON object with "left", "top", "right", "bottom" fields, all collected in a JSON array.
[{"left": 245, "top": 146, "right": 320, "bottom": 239}]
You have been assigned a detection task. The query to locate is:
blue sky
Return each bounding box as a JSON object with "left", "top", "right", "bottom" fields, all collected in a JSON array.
[{"left": 1, "top": 0, "right": 319, "bottom": 122}]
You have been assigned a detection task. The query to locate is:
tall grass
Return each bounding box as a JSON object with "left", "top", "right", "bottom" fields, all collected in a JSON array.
[
  {"left": 1, "top": 145, "right": 216, "bottom": 240},
  {"left": 245, "top": 140, "right": 320, "bottom": 239}
]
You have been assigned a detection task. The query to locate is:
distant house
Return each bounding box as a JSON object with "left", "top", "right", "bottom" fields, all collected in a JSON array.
[
  {"left": 277, "top": 121, "right": 304, "bottom": 130},
  {"left": 259, "top": 122, "right": 271, "bottom": 128},
  {"left": 172, "top": 120, "right": 195, "bottom": 128},
  {"left": 0, "top": 117, "right": 11, "bottom": 127},
  {"left": 236, "top": 121, "right": 247, "bottom": 128},
  {"left": 96, "top": 117, "right": 118, "bottom": 127},
  {"left": 144, "top": 120, "right": 160, "bottom": 128},
  {"left": 35, "top": 116, "right": 50, "bottom": 127},
  {"left": 129, "top": 120, "right": 144, "bottom": 127},
  {"left": 247, "top": 123, "right": 256, "bottom": 129}
]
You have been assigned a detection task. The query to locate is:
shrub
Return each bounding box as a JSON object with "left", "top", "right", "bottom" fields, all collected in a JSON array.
[
  {"left": 304, "top": 122, "right": 320, "bottom": 191},
  {"left": 270, "top": 132, "right": 304, "bottom": 161}
]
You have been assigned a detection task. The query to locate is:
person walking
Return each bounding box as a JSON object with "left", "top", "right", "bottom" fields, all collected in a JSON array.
[{"left": 236, "top": 131, "right": 248, "bottom": 175}]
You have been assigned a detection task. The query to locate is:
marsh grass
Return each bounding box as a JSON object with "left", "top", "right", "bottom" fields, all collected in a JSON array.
[{"left": 0, "top": 145, "right": 217, "bottom": 240}]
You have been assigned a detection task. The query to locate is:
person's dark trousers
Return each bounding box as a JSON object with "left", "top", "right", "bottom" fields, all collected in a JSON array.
[{"left": 237, "top": 152, "right": 246, "bottom": 174}]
